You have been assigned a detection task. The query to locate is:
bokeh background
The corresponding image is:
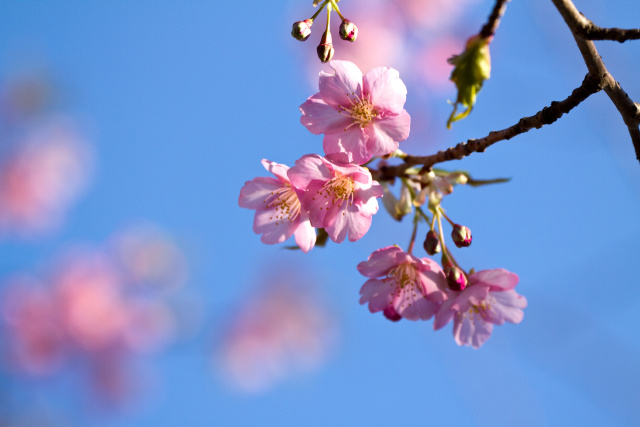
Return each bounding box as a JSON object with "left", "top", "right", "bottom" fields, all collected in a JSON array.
[{"left": 1, "top": 0, "right": 640, "bottom": 426}]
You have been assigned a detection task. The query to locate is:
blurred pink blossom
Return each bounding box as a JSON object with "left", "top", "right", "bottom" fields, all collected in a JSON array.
[
  {"left": 1, "top": 277, "right": 65, "bottom": 375},
  {"left": 0, "top": 119, "right": 91, "bottom": 236},
  {"left": 217, "top": 282, "right": 337, "bottom": 393},
  {"left": 0, "top": 235, "right": 189, "bottom": 402}
]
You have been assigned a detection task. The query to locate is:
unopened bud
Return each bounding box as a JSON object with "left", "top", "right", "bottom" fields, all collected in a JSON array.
[
  {"left": 383, "top": 306, "right": 402, "bottom": 322},
  {"left": 339, "top": 19, "right": 358, "bottom": 42},
  {"left": 423, "top": 230, "right": 441, "bottom": 255},
  {"left": 445, "top": 267, "right": 467, "bottom": 291},
  {"left": 451, "top": 224, "right": 472, "bottom": 248},
  {"left": 291, "top": 19, "right": 313, "bottom": 41},
  {"left": 317, "top": 30, "right": 334, "bottom": 63}
]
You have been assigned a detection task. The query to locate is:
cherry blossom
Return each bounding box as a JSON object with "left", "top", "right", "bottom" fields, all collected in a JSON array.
[
  {"left": 358, "top": 246, "right": 447, "bottom": 321},
  {"left": 217, "top": 283, "right": 337, "bottom": 393},
  {"left": 299, "top": 60, "right": 410, "bottom": 165},
  {"left": 239, "top": 159, "right": 316, "bottom": 252},
  {"left": 434, "top": 268, "right": 527, "bottom": 348},
  {"left": 0, "top": 119, "right": 91, "bottom": 236},
  {"left": 288, "top": 154, "right": 383, "bottom": 243}
]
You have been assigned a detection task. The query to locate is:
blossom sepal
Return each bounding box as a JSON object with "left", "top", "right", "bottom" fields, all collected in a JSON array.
[
  {"left": 317, "top": 30, "right": 334, "bottom": 63},
  {"left": 339, "top": 19, "right": 358, "bottom": 42},
  {"left": 291, "top": 19, "right": 314, "bottom": 41},
  {"left": 451, "top": 224, "right": 472, "bottom": 248}
]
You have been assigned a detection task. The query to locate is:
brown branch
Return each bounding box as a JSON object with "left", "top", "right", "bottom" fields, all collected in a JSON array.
[
  {"left": 580, "top": 25, "right": 640, "bottom": 43},
  {"left": 551, "top": 0, "right": 640, "bottom": 162},
  {"left": 372, "top": 74, "right": 602, "bottom": 181},
  {"left": 480, "top": 0, "right": 510, "bottom": 39},
  {"left": 547, "top": 0, "right": 640, "bottom": 43}
]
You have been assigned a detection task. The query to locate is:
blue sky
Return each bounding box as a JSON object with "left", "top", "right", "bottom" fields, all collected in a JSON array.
[{"left": 1, "top": 0, "right": 640, "bottom": 426}]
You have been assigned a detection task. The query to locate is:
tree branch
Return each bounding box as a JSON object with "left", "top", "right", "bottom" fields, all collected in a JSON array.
[
  {"left": 551, "top": 0, "right": 640, "bottom": 162},
  {"left": 372, "top": 74, "right": 602, "bottom": 181},
  {"left": 548, "top": 0, "right": 640, "bottom": 43},
  {"left": 480, "top": 0, "right": 510, "bottom": 39}
]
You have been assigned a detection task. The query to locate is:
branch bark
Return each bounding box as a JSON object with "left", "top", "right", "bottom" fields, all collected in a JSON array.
[
  {"left": 551, "top": 0, "right": 640, "bottom": 162},
  {"left": 480, "top": 0, "right": 510, "bottom": 39}
]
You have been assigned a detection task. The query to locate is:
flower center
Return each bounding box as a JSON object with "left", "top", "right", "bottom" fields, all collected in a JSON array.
[
  {"left": 386, "top": 263, "right": 419, "bottom": 290},
  {"left": 317, "top": 175, "right": 355, "bottom": 207},
  {"left": 264, "top": 184, "right": 302, "bottom": 225},
  {"left": 383, "top": 262, "right": 421, "bottom": 310},
  {"left": 338, "top": 92, "right": 378, "bottom": 130}
]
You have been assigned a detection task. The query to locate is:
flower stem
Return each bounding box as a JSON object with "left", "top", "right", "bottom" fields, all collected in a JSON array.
[
  {"left": 407, "top": 209, "right": 420, "bottom": 254},
  {"left": 309, "top": 1, "right": 328, "bottom": 21},
  {"left": 439, "top": 208, "right": 456, "bottom": 227},
  {"left": 329, "top": 0, "right": 346, "bottom": 20}
]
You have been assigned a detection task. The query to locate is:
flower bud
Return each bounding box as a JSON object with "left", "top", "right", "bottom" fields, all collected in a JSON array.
[
  {"left": 383, "top": 306, "right": 402, "bottom": 322},
  {"left": 291, "top": 19, "right": 313, "bottom": 41},
  {"left": 317, "top": 30, "right": 334, "bottom": 63},
  {"left": 445, "top": 267, "right": 467, "bottom": 291},
  {"left": 451, "top": 224, "right": 472, "bottom": 248},
  {"left": 423, "top": 230, "right": 441, "bottom": 255},
  {"left": 339, "top": 19, "right": 358, "bottom": 42}
]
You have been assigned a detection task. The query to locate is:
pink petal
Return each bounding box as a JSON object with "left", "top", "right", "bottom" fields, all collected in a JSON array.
[
  {"left": 253, "top": 208, "right": 296, "bottom": 244},
  {"left": 301, "top": 180, "right": 331, "bottom": 229},
  {"left": 483, "top": 290, "right": 527, "bottom": 325},
  {"left": 299, "top": 93, "right": 353, "bottom": 135},
  {"left": 396, "top": 293, "right": 437, "bottom": 321},
  {"left": 373, "top": 109, "right": 411, "bottom": 144},
  {"left": 319, "top": 60, "right": 364, "bottom": 109},
  {"left": 471, "top": 269, "right": 519, "bottom": 291},
  {"left": 288, "top": 154, "right": 334, "bottom": 190},
  {"left": 323, "top": 127, "right": 370, "bottom": 165},
  {"left": 354, "top": 182, "right": 383, "bottom": 217},
  {"left": 357, "top": 246, "right": 403, "bottom": 278},
  {"left": 238, "top": 177, "right": 282, "bottom": 209},
  {"left": 293, "top": 219, "right": 316, "bottom": 253},
  {"left": 419, "top": 270, "right": 447, "bottom": 302},
  {"left": 325, "top": 203, "right": 372, "bottom": 243},
  {"left": 359, "top": 278, "right": 392, "bottom": 314},
  {"left": 260, "top": 159, "right": 289, "bottom": 183},
  {"left": 364, "top": 121, "right": 400, "bottom": 159},
  {"left": 434, "top": 295, "right": 458, "bottom": 330},
  {"left": 363, "top": 66, "right": 407, "bottom": 113},
  {"left": 453, "top": 312, "right": 493, "bottom": 349}
]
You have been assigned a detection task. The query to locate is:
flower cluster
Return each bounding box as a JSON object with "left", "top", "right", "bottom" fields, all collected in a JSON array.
[
  {"left": 240, "top": 43, "right": 526, "bottom": 348},
  {"left": 240, "top": 60, "right": 409, "bottom": 248},
  {"left": 359, "top": 247, "right": 526, "bottom": 348},
  {"left": 0, "top": 229, "right": 189, "bottom": 400}
]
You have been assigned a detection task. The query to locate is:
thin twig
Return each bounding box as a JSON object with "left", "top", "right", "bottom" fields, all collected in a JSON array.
[
  {"left": 480, "top": 0, "right": 510, "bottom": 39},
  {"left": 551, "top": 0, "right": 640, "bottom": 162},
  {"left": 372, "top": 74, "right": 602, "bottom": 181}
]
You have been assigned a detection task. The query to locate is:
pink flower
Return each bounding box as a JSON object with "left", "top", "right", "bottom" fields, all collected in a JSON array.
[
  {"left": 217, "top": 283, "right": 337, "bottom": 393},
  {"left": 434, "top": 268, "right": 527, "bottom": 349},
  {"left": 239, "top": 159, "right": 316, "bottom": 253},
  {"left": 299, "top": 60, "right": 411, "bottom": 165},
  {"left": 288, "top": 154, "right": 383, "bottom": 243},
  {"left": 358, "top": 246, "right": 447, "bottom": 321}
]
